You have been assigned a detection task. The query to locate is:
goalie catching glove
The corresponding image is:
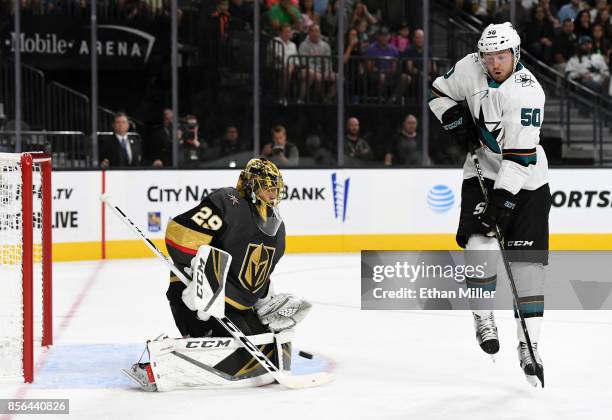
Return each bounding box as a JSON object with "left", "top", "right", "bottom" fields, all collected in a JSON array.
[{"left": 255, "top": 293, "right": 312, "bottom": 332}]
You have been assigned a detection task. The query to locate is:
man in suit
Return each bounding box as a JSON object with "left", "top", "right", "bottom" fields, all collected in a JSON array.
[
  {"left": 99, "top": 112, "right": 142, "bottom": 168},
  {"left": 147, "top": 109, "right": 174, "bottom": 167}
]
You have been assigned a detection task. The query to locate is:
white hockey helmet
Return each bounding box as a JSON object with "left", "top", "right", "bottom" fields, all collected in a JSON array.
[{"left": 477, "top": 22, "right": 521, "bottom": 74}]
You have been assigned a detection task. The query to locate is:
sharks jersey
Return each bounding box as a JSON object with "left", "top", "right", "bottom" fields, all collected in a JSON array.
[{"left": 429, "top": 53, "right": 548, "bottom": 194}]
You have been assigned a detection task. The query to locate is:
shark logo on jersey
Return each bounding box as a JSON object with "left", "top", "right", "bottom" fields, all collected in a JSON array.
[
  {"left": 471, "top": 88, "right": 489, "bottom": 99},
  {"left": 514, "top": 73, "right": 534, "bottom": 87},
  {"left": 475, "top": 106, "right": 502, "bottom": 153}
]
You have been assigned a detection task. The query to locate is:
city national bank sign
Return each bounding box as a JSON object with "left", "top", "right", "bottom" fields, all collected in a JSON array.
[{"left": 1, "top": 17, "right": 158, "bottom": 70}]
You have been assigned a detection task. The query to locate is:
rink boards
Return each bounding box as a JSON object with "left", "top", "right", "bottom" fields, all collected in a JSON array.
[{"left": 49, "top": 169, "right": 612, "bottom": 260}]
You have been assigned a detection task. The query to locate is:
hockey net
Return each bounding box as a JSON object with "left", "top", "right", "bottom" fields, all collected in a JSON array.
[{"left": 0, "top": 153, "right": 52, "bottom": 383}]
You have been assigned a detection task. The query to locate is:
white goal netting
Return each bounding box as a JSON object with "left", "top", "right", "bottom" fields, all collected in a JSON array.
[{"left": 0, "top": 153, "right": 45, "bottom": 380}]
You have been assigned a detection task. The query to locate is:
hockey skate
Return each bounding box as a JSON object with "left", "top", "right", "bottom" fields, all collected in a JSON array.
[
  {"left": 517, "top": 342, "right": 544, "bottom": 388},
  {"left": 472, "top": 312, "right": 499, "bottom": 359},
  {"left": 122, "top": 363, "right": 157, "bottom": 392}
]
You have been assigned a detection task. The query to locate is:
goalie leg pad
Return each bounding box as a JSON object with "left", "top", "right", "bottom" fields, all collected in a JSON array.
[{"left": 147, "top": 331, "right": 294, "bottom": 391}]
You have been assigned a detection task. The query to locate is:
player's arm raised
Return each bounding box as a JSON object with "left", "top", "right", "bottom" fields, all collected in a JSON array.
[{"left": 429, "top": 55, "right": 478, "bottom": 149}]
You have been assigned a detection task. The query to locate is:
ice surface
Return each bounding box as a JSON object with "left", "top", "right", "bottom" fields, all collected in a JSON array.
[{"left": 0, "top": 254, "right": 610, "bottom": 420}]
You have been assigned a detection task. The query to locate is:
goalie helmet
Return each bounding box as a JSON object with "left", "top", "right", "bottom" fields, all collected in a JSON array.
[
  {"left": 477, "top": 22, "right": 521, "bottom": 74},
  {"left": 236, "top": 158, "right": 284, "bottom": 236}
]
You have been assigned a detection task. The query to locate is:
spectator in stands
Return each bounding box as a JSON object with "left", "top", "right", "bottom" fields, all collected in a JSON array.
[
  {"left": 179, "top": 115, "right": 208, "bottom": 166},
  {"left": 355, "top": 18, "right": 371, "bottom": 50},
  {"left": 300, "top": 0, "right": 320, "bottom": 28},
  {"left": 268, "top": 0, "right": 302, "bottom": 31},
  {"left": 366, "top": 26, "right": 410, "bottom": 103},
  {"left": 453, "top": 0, "right": 472, "bottom": 14},
  {"left": 403, "top": 28, "right": 436, "bottom": 87},
  {"left": 526, "top": 5, "right": 555, "bottom": 64},
  {"left": 566, "top": 35, "right": 610, "bottom": 95},
  {"left": 592, "top": 23, "right": 611, "bottom": 64},
  {"left": 590, "top": 0, "right": 609, "bottom": 24},
  {"left": 470, "top": 0, "right": 507, "bottom": 22},
  {"left": 344, "top": 27, "right": 365, "bottom": 103},
  {"left": 261, "top": 125, "right": 300, "bottom": 167},
  {"left": 349, "top": 0, "right": 377, "bottom": 28},
  {"left": 213, "top": 124, "right": 246, "bottom": 158},
  {"left": 558, "top": 0, "right": 582, "bottom": 24},
  {"left": 298, "top": 24, "right": 336, "bottom": 102},
  {"left": 344, "top": 117, "right": 372, "bottom": 162},
  {"left": 148, "top": 109, "right": 174, "bottom": 167},
  {"left": 211, "top": 0, "right": 231, "bottom": 41},
  {"left": 229, "top": 0, "right": 253, "bottom": 25},
  {"left": 593, "top": 9, "right": 611, "bottom": 38},
  {"left": 390, "top": 22, "right": 411, "bottom": 54},
  {"left": 45, "top": 0, "right": 66, "bottom": 15},
  {"left": 314, "top": 0, "right": 328, "bottom": 13},
  {"left": 321, "top": 0, "right": 339, "bottom": 38},
  {"left": 273, "top": 24, "right": 298, "bottom": 105},
  {"left": 384, "top": 114, "right": 422, "bottom": 166},
  {"left": 574, "top": 9, "right": 592, "bottom": 38},
  {"left": 491, "top": 3, "right": 528, "bottom": 29},
  {"left": 267, "top": 0, "right": 298, "bottom": 7},
  {"left": 553, "top": 18, "right": 577, "bottom": 73},
  {"left": 538, "top": 0, "right": 560, "bottom": 28},
  {"left": 99, "top": 112, "right": 142, "bottom": 168},
  {"left": 303, "top": 134, "right": 335, "bottom": 165}
]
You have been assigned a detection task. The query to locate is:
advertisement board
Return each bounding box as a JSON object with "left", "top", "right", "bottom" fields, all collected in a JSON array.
[{"left": 48, "top": 169, "right": 612, "bottom": 260}]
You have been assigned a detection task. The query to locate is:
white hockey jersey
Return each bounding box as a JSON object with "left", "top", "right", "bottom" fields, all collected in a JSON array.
[{"left": 429, "top": 53, "right": 548, "bottom": 194}]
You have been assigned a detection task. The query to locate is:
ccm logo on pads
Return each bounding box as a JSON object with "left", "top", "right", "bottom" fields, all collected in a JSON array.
[{"left": 507, "top": 241, "right": 534, "bottom": 246}]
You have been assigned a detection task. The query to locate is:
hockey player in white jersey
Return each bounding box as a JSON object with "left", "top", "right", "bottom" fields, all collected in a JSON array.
[{"left": 428, "top": 23, "right": 551, "bottom": 387}]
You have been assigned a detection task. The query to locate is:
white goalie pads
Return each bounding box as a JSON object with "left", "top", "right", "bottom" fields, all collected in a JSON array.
[
  {"left": 182, "top": 245, "right": 232, "bottom": 320},
  {"left": 146, "top": 330, "right": 294, "bottom": 391}
]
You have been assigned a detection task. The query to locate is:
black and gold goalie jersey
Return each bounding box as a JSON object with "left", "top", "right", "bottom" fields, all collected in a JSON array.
[{"left": 165, "top": 187, "right": 286, "bottom": 310}]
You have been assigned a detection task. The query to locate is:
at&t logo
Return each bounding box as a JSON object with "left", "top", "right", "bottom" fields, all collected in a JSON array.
[{"left": 427, "top": 185, "right": 454, "bottom": 213}]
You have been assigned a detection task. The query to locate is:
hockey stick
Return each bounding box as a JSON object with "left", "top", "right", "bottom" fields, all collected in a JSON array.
[
  {"left": 468, "top": 146, "right": 545, "bottom": 388},
  {"left": 100, "top": 193, "right": 333, "bottom": 390}
]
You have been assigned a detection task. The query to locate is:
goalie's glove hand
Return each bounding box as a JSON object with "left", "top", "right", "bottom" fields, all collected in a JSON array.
[
  {"left": 255, "top": 293, "right": 312, "bottom": 332},
  {"left": 441, "top": 104, "right": 480, "bottom": 150},
  {"left": 479, "top": 188, "right": 517, "bottom": 237}
]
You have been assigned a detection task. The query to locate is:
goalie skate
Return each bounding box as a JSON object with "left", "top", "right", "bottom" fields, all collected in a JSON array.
[
  {"left": 518, "top": 342, "right": 544, "bottom": 388},
  {"left": 472, "top": 312, "right": 499, "bottom": 358},
  {"left": 122, "top": 363, "right": 157, "bottom": 392}
]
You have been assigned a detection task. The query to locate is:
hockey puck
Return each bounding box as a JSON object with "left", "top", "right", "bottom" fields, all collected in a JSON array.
[{"left": 298, "top": 350, "right": 313, "bottom": 359}]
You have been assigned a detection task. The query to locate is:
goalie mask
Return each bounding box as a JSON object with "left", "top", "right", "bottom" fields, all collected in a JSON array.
[
  {"left": 236, "top": 158, "right": 284, "bottom": 236},
  {"left": 477, "top": 22, "right": 521, "bottom": 77}
]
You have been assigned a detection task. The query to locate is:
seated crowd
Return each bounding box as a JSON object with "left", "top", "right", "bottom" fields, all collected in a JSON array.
[
  {"left": 98, "top": 110, "right": 433, "bottom": 168},
  {"left": 457, "top": 0, "right": 611, "bottom": 96}
]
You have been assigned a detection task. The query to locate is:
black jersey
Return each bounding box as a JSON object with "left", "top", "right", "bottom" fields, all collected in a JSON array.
[{"left": 165, "top": 187, "right": 286, "bottom": 310}]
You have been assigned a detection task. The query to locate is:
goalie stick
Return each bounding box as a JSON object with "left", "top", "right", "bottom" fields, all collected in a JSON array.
[
  {"left": 100, "top": 193, "right": 332, "bottom": 390},
  {"left": 468, "top": 145, "right": 544, "bottom": 388}
]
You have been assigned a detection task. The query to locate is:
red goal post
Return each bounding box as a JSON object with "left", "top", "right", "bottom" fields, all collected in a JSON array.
[{"left": 0, "top": 152, "right": 52, "bottom": 383}]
